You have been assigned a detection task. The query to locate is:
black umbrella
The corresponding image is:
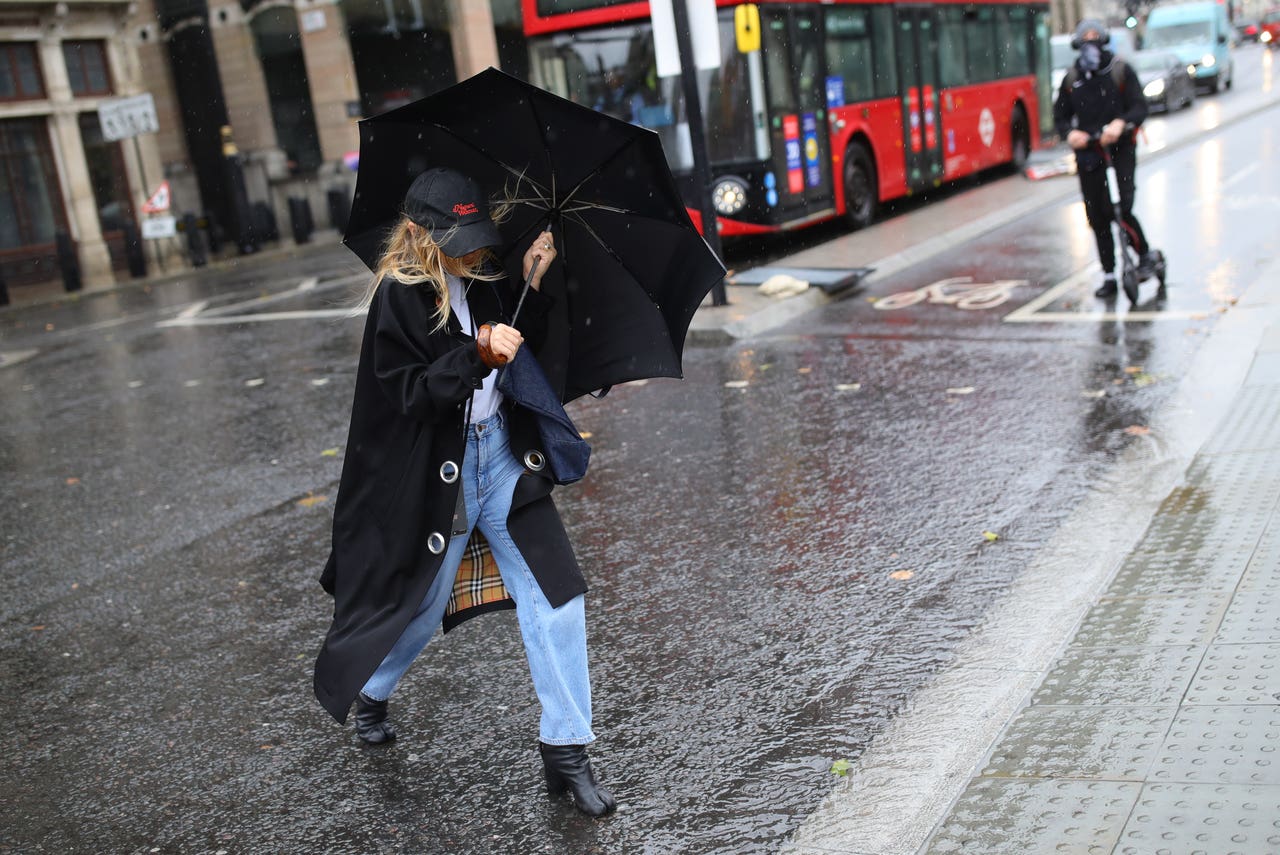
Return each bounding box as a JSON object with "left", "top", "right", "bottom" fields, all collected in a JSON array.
[{"left": 342, "top": 67, "right": 726, "bottom": 402}]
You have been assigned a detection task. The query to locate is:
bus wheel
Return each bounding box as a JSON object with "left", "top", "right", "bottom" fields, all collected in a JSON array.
[
  {"left": 843, "top": 142, "right": 876, "bottom": 230},
  {"left": 1010, "top": 107, "right": 1030, "bottom": 172}
]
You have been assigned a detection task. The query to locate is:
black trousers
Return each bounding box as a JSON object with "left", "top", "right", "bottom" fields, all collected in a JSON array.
[{"left": 1077, "top": 143, "right": 1148, "bottom": 274}]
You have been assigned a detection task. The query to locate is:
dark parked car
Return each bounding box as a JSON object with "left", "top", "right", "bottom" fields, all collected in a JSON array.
[
  {"left": 1130, "top": 50, "right": 1197, "bottom": 111},
  {"left": 1235, "top": 19, "right": 1261, "bottom": 43}
]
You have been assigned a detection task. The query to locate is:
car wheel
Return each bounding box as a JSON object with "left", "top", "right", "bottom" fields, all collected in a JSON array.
[{"left": 842, "top": 141, "right": 876, "bottom": 231}]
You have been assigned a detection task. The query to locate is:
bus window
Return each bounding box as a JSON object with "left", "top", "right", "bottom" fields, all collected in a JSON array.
[
  {"left": 870, "top": 7, "right": 898, "bottom": 98},
  {"left": 825, "top": 8, "right": 876, "bottom": 103},
  {"left": 763, "top": 14, "right": 796, "bottom": 111},
  {"left": 938, "top": 7, "right": 967, "bottom": 88},
  {"left": 997, "top": 7, "right": 1031, "bottom": 77},
  {"left": 965, "top": 7, "right": 998, "bottom": 82}
]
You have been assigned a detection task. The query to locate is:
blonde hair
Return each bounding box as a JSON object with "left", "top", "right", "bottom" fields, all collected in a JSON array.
[{"left": 355, "top": 217, "right": 504, "bottom": 332}]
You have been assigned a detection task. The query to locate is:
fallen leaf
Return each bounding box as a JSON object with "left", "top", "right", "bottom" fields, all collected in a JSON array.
[
  {"left": 759, "top": 363, "right": 773, "bottom": 371},
  {"left": 1124, "top": 366, "right": 1144, "bottom": 374},
  {"left": 32, "top": 625, "right": 45, "bottom": 631},
  {"left": 945, "top": 386, "right": 975, "bottom": 395},
  {"left": 297, "top": 494, "right": 328, "bottom": 508},
  {"left": 1133, "top": 373, "right": 1157, "bottom": 387},
  {"left": 1124, "top": 425, "right": 1151, "bottom": 436},
  {"left": 797, "top": 367, "right": 812, "bottom": 374},
  {"left": 724, "top": 380, "right": 749, "bottom": 389},
  {"left": 982, "top": 531, "right": 1000, "bottom": 542},
  {"left": 71, "top": 583, "right": 79, "bottom": 590},
  {"left": 245, "top": 378, "right": 265, "bottom": 387},
  {"left": 579, "top": 431, "right": 593, "bottom": 439},
  {"left": 831, "top": 759, "right": 852, "bottom": 777},
  {"left": 1081, "top": 390, "right": 1106, "bottom": 399},
  {"left": 320, "top": 448, "right": 339, "bottom": 457},
  {"left": 889, "top": 570, "right": 914, "bottom": 581},
  {"left": 65, "top": 477, "right": 80, "bottom": 485},
  {"left": 45, "top": 323, "right": 55, "bottom": 331},
  {"left": 835, "top": 383, "right": 861, "bottom": 392}
]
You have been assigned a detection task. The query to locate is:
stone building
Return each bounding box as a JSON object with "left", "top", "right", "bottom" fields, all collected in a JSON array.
[{"left": 2, "top": 0, "right": 522, "bottom": 291}]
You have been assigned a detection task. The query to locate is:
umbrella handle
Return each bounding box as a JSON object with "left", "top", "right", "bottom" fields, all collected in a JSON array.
[
  {"left": 476, "top": 323, "right": 509, "bottom": 369},
  {"left": 510, "top": 256, "right": 541, "bottom": 328}
]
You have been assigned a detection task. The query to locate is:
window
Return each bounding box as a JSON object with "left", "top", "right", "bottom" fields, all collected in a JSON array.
[
  {"left": 965, "top": 7, "right": 998, "bottom": 82},
  {"left": 63, "top": 41, "right": 112, "bottom": 96},
  {"left": 0, "top": 118, "right": 63, "bottom": 249},
  {"left": 78, "top": 113, "right": 131, "bottom": 234},
  {"left": 870, "top": 7, "right": 898, "bottom": 97},
  {"left": 825, "top": 9, "right": 876, "bottom": 103},
  {"left": 938, "top": 8, "right": 967, "bottom": 87},
  {"left": 996, "top": 7, "right": 1031, "bottom": 77},
  {"left": 0, "top": 43, "right": 45, "bottom": 101}
]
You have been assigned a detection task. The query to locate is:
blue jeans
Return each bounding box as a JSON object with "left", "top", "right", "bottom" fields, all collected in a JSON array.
[{"left": 361, "top": 411, "right": 595, "bottom": 745}]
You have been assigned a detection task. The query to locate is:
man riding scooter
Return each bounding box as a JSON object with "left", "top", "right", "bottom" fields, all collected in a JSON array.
[{"left": 1054, "top": 18, "right": 1162, "bottom": 304}]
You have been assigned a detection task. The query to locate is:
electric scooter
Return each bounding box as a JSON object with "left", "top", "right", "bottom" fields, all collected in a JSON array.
[{"left": 1094, "top": 130, "right": 1167, "bottom": 306}]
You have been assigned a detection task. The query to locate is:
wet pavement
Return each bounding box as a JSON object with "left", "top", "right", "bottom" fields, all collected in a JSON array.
[{"left": 2, "top": 45, "right": 1279, "bottom": 855}]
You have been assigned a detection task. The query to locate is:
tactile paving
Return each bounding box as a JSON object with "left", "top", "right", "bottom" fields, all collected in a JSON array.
[
  {"left": 1200, "top": 385, "right": 1280, "bottom": 455},
  {"left": 1072, "top": 594, "right": 1230, "bottom": 647},
  {"left": 1034, "top": 646, "right": 1202, "bottom": 707},
  {"left": 1115, "top": 782, "right": 1280, "bottom": 855},
  {"left": 1136, "top": 502, "right": 1273, "bottom": 565},
  {"left": 1109, "top": 549, "right": 1252, "bottom": 596},
  {"left": 1185, "top": 643, "right": 1280, "bottom": 705},
  {"left": 923, "top": 779, "right": 1139, "bottom": 855},
  {"left": 1241, "top": 520, "right": 1280, "bottom": 593},
  {"left": 981, "top": 706, "right": 1175, "bottom": 781},
  {"left": 1215, "top": 589, "right": 1280, "bottom": 644},
  {"left": 1150, "top": 706, "right": 1280, "bottom": 786},
  {"left": 1164, "top": 460, "right": 1280, "bottom": 522}
]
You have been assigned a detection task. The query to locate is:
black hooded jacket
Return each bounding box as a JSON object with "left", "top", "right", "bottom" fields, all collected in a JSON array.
[{"left": 1053, "top": 49, "right": 1148, "bottom": 171}]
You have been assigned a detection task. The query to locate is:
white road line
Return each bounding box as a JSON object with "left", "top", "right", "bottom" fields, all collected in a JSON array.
[
  {"left": 176, "top": 300, "right": 209, "bottom": 319},
  {"left": 0, "top": 349, "right": 39, "bottom": 368},
  {"left": 1222, "top": 162, "right": 1261, "bottom": 190},
  {"left": 158, "top": 308, "right": 362, "bottom": 327},
  {"left": 1003, "top": 263, "right": 1210, "bottom": 323}
]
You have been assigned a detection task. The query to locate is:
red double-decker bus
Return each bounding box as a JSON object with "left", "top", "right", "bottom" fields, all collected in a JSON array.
[{"left": 523, "top": 0, "right": 1054, "bottom": 237}]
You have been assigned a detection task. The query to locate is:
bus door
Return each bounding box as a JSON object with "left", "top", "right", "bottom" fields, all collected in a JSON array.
[
  {"left": 895, "top": 7, "right": 945, "bottom": 191},
  {"left": 760, "top": 6, "right": 835, "bottom": 218}
]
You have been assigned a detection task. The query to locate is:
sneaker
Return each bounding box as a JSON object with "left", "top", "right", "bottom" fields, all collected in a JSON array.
[{"left": 1094, "top": 274, "right": 1118, "bottom": 299}]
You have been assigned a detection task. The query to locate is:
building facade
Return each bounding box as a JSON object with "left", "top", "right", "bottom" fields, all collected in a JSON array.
[{"left": 2, "top": 0, "right": 521, "bottom": 291}]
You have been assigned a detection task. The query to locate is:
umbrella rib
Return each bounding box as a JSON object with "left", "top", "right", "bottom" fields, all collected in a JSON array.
[{"left": 558, "top": 133, "right": 648, "bottom": 212}]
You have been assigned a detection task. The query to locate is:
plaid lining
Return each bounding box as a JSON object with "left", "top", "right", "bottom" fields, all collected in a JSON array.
[{"left": 445, "top": 529, "right": 511, "bottom": 622}]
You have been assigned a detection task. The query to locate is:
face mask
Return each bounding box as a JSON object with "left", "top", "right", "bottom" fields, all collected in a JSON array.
[{"left": 1079, "top": 42, "right": 1102, "bottom": 72}]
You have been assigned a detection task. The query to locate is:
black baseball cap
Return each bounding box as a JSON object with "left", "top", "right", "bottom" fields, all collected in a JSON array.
[{"left": 403, "top": 167, "right": 503, "bottom": 257}]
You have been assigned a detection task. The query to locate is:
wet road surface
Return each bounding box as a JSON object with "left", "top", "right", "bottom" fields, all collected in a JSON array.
[{"left": 2, "top": 52, "right": 1277, "bottom": 854}]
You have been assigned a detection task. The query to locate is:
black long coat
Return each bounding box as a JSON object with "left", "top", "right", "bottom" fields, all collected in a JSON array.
[{"left": 313, "top": 273, "right": 586, "bottom": 724}]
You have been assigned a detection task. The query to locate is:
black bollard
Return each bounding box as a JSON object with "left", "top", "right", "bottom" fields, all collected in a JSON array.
[
  {"left": 204, "top": 212, "right": 225, "bottom": 255},
  {"left": 288, "top": 196, "right": 313, "bottom": 245},
  {"left": 0, "top": 267, "right": 9, "bottom": 307},
  {"left": 55, "top": 230, "right": 82, "bottom": 293},
  {"left": 122, "top": 220, "right": 148, "bottom": 279},
  {"left": 326, "top": 187, "right": 350, "bottom": 232},
  {"left": 252, "top": 201, "right": 279, "bottom": 243},
  {"left": 182, "top": 212, "right": 208, "bottom": 267}
]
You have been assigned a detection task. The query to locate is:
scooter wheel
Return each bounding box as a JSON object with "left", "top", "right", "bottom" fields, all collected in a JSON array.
[{"left": 1122, "top": 269, "right": 1140, "bottom": 306}]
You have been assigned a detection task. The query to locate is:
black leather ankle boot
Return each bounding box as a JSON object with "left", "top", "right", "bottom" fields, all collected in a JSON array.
[
  {"left": 354, "top": 692, "right": 397, "bottom": 744},
  {"left": 539, "top": 742, "right": 616, "bottom": 817}
]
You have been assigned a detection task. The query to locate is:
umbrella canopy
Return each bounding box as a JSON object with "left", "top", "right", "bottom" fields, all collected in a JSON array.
[{"left": 342, "top": 67, "right": 726, "bottom": 402}]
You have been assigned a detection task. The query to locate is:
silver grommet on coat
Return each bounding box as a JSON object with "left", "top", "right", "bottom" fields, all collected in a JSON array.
[
  {"left": 439, "top": 460, "right": 459, "bottom": 484},
  {"left": 523, "top": 450, "right": 545, "bottom": 472},
  {"left": 427, "top": 532, "right": 446, "bottom": 554}
]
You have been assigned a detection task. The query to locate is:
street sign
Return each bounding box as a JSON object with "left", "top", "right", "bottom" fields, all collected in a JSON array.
[
  {"left": 98, "top": 93, "right": 159, "bottom": 142},
  {"left": 141, "top": 180, "right": 170, "bottom": 213},
  {"left": 141, "top": 216, "right": 177, "bottom": 240},
  {"left": 651, "top": 0, "right": 721, "bottom": 78}
]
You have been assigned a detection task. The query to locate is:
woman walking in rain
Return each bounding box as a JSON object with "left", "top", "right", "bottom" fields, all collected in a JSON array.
[{"left": 312, "top": 167, "right": 615, "bottom": 817}]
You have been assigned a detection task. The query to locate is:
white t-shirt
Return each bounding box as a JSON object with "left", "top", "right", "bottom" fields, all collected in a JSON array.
[{"left": 447, "top": 275, "right": 503, "bottom": 423}]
